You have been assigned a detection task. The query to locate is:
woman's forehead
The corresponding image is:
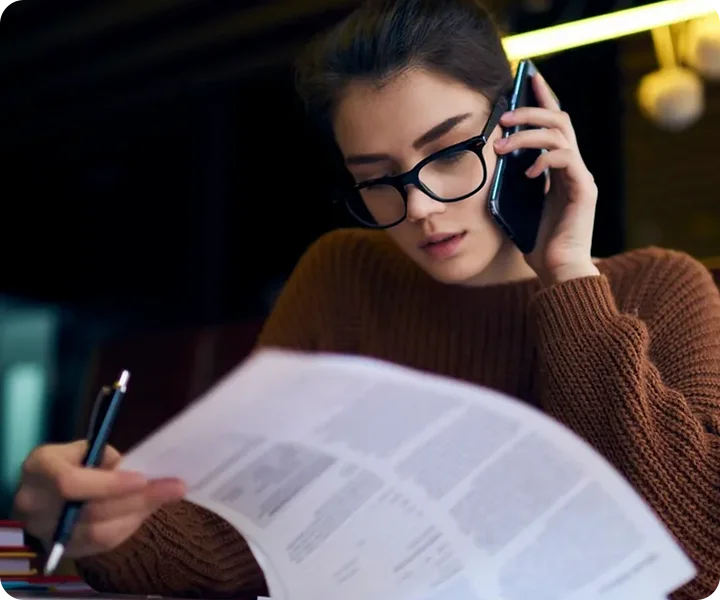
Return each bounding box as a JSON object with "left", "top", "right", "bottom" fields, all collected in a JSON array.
[{"left": 332, "top": 69, "right": 491, "bottom": 155}]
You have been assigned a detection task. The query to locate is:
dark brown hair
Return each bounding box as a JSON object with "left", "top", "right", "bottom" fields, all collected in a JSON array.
[{"left": 295, "top": 0, "right": 513, "bottom": 137}]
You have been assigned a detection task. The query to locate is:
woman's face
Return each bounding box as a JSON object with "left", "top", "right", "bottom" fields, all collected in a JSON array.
[{"left": 333, "top": 68, "right": 525, "bottom": 286}]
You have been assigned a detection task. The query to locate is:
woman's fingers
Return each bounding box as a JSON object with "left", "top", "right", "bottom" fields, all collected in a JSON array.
[
  {"left": 55, "top": 466, "right": 148, "bottom": 502},
  {"left": 532, "top": 72, "right": 561, "bottom": 111},
  {"left": 23, "top": 442, "right": 145, "bottom": 501},
  {"left": 25, "top": 440, "right": 122, "bottom": 470},
  {"left": 495, "top": 127, "right": 569, "bottom": 154},
  {"left": 83, "top": 479, "right": 186, "bottom": 522},
  {"left": 13, "top": 439, "right": 188, "bottom": 558},
  {"left": 500, "top": 106, "right": 577, "bottom": 148},
  {"left": 69, "top": 480, "right": 186, "bottom": 556},
  {"left": 525, "top": 148, "right": 595, "bottom": 191},
  {"left": 71, "top": 512, "right": 151, "bottom": 555}
]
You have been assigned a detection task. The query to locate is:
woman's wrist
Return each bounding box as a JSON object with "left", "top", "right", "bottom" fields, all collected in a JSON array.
[{"left": 539, "top": 262, "right": 601, "bottom": 287}]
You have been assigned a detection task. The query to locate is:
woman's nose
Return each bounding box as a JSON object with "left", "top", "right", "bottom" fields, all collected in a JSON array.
[{"left": 405, "top": 186, "right": 446, "bottom": 223}]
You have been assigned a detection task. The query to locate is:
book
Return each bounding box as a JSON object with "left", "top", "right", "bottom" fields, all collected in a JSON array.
[
  {"left": 2, "top": 594, "right": 265, "bottom": 599},
  {"left": 119, "top": 349, "right": 696, "bottom": 600},
  {"left": 0, "top": 547, "right": 36, "bottom": 576},
  {"left": 0, "top": 522, "right": 24, "bottom": 549},
  {"left": 0, "top": 522, "right": 93, "bottom": 595},
  {"left": 1, "top": 575, "right": 94, "bottom": 595}
]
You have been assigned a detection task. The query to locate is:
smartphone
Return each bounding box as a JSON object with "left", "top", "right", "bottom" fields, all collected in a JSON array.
[{"left": 487, "top": 59, "right": 551, "bottom": 254}]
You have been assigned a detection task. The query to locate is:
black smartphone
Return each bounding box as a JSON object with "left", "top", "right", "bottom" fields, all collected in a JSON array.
[{"left": 487, "top": 59, "right": 551, "bottom": 254}]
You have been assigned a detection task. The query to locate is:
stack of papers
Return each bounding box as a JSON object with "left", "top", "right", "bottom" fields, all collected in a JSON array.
[{"left": 121, "top": 350, "right": 695, "bottom": 600}]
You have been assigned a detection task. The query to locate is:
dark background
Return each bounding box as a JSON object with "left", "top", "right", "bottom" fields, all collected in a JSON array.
[{"left": 0, "top": 0, "right": 718, "bottom": 517}]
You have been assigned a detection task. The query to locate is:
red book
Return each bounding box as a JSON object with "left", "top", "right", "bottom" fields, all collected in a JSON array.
[{"left": 0, "top": 521, "right": 24, "bottom": 548}]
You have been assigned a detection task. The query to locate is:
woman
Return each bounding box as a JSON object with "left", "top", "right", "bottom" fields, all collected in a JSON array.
[{"left": 12, "top": 0, "right": 720, "bottom": 598}]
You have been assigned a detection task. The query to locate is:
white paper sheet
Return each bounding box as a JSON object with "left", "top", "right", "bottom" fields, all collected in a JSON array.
[{"left": 121, "top": 349, "right": 696, "bottom": 600}]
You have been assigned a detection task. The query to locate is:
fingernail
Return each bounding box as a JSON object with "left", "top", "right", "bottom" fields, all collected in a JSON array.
[{"left": 495, "top": 138, "right": 507, "bottom": 148}]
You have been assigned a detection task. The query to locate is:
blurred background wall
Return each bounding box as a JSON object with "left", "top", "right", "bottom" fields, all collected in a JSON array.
[{"left": 0, "top": 0, "right": 718, "bottom": 517}]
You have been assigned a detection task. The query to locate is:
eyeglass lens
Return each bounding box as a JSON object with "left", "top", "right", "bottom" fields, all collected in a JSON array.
[{"left": 349, "top": 149, "right": 486, "bottom": 228}]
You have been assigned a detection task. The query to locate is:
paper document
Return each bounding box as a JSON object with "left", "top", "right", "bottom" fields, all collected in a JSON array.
[{"left": 121, "top": 349, "right": 695, "bottom": 600}]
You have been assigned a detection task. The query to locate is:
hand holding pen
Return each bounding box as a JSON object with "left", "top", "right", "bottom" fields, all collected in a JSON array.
[{"left": 10, "top": 370, "right": 186, "bottom": 572}]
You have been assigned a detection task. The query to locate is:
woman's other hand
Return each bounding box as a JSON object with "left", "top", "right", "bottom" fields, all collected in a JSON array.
[{"left": 12, "top": 440, "right": 185, "bottom": 559}]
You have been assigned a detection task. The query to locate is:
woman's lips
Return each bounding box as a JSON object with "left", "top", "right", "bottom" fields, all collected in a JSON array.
[{"left": 419, "top": 231, "right": 467, "bottom": 259}]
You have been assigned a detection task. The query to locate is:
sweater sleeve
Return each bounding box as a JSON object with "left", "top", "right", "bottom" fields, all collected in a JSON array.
[
  {"left": 75, "top": 233, "right": 344, "bottom": 597},
  {"left": 530, "top": 251, "right": 720, "bottom": 600}
]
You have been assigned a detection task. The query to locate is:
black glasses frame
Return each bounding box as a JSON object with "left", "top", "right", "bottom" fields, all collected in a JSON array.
[{"left": 341, "top": 98, "right": 508, "bottom": 229}]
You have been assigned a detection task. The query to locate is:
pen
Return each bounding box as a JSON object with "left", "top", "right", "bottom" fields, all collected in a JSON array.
[{"left": 43, "top": 369, "right": 131, "bottom": 576}]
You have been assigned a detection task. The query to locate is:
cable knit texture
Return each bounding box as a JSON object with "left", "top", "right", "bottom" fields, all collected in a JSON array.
[{"left": 75, "top": 229, "right": 720, "bottom": 599}]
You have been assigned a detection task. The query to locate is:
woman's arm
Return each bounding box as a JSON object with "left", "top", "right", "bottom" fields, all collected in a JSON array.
[
  {"left": 75, "top": 232, "right": 346, "bottom": 597},
  {"left": 531, "top": 250, "right": 720, "bottom": 600},
  {"left": 75, "top": 502, "right": 266, "bottom": 597}
]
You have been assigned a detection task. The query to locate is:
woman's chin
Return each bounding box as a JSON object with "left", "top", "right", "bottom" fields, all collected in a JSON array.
[{"left": 418, "top": 255, "right": 494, "bottom": 287}]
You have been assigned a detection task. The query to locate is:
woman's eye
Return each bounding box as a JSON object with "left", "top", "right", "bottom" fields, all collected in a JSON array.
[
  {"left": 435, "top": 153, "right": 464, "bottom": 165},
  {"left": 356, "top": 172, "right": 396, "bottom": 183}
]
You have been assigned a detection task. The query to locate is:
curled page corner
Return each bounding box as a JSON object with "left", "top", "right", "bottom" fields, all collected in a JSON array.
[{"left": 246, "top": 539, "right": 284, "bottom": 600}]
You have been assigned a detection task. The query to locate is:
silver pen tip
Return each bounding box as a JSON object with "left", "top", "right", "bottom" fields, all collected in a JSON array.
[
  {"left": 44, "top": 542, "right": 65, "bottom": 575},
  {"left": 117, "top": 369, "right": 130, "bottom": 391}
]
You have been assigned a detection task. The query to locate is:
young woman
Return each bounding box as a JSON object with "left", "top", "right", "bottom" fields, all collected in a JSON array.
[{"left": 13, "top": 0, "right": 720, "bottom": 598}]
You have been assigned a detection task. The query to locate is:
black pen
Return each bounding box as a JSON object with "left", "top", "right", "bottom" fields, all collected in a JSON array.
[{"left": 44, "top": 369, "right": 130, "bottom": 575}]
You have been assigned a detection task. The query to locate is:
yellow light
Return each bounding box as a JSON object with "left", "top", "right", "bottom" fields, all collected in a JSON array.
[{"left": 502, "top": 0, "right": 718, "bottom": 60}]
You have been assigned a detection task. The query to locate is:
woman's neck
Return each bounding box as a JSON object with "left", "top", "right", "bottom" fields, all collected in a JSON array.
[{"left": 464, "top": 240, "right": 538, "bottom": 287}]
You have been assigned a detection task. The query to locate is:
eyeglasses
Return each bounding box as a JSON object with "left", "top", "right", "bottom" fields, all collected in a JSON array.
[{"left": 341, "top": 98, "right": 507, "bottom": 229}]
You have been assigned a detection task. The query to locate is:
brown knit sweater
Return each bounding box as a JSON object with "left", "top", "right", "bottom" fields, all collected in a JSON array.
[{"left": 76, "top": 229, "right": 720, "bottom": 600}]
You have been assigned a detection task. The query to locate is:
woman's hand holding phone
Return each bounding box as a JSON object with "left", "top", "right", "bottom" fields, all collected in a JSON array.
[{"left": 493, "top": 73, "right": 600, "bottom": 287}]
